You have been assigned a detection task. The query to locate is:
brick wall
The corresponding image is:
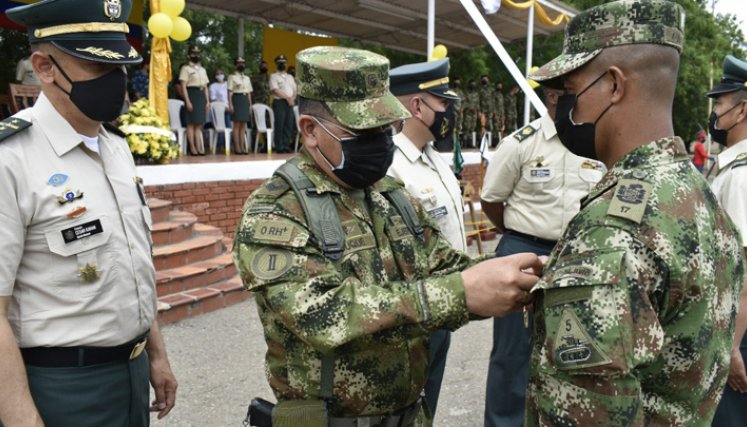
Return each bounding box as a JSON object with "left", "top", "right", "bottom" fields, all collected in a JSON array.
[{"left": 145, "top": 163, "right": 484, "bottom": 235}]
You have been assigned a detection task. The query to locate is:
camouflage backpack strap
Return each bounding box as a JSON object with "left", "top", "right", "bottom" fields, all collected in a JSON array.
[
  {"left": 274, "top": 161, "right": 345, "bottom": 261},
  {"left": 381, "top": 188, "right": 425, "bottom": 241}
]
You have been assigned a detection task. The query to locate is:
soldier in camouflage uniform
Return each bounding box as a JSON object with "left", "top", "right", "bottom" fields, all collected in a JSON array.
[
  {"left": 526, "top": 1, "right": 746, "bottom": 425},
  {"left": 505, "top": 85, "right": 519, "bottom": 135},
  {"left": 251, "top": 60, "right": 270, "bottom": 106},
  {"left": 479, "top": 75, "right": 495, "bottom": 137},
  {"left": 451, "top": 76, "right": 464, "bottom": 142},
  {"left": 233, "top": 46, "right": 542, "bottom": 427},
  {"left": 493, "top": 82, "right": 505, "bottom": 144},
  {"left": 462, "top": 79, "right": 480, "bottom": 147}
]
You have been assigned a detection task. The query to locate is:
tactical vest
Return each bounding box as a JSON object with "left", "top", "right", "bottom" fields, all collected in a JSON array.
[{"left": 274, "top": 160, "right": 424, "bottom": 261}]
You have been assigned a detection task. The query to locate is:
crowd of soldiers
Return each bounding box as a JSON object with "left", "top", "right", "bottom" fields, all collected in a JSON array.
[{"left": 452, "top": 75, "right": 520, "bottom": 147}]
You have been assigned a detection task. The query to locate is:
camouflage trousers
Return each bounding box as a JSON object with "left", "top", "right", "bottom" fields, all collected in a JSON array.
[{"left": 462, "top": 111, "right": 478, "bottom": 146}]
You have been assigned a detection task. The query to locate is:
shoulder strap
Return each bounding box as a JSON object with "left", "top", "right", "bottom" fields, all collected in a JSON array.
[
  {"left": 274, "top": 161, "right": 345, "bottom": 261},
  {"left": 0, "top": 116, "right": 31, "bottom": 143},
  {"left": 382, "top": 188, "right": 424, "bottom": 241},
  {"left": 319, "top": 354, "right": 335, "bottom": 401}
]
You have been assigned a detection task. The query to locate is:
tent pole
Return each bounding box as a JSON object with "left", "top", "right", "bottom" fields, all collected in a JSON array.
[
  {"left": 427, "top": 0, "right": 435, "bottom": 59},
  {"left": 523, "top": 4, "right": 535, "bottom": 125},
  {"left": 459, "top": 0, "right": 547, "bottom": 116}
]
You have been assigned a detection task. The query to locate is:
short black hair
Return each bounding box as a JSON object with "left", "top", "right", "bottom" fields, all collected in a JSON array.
[{"left": 298, "top": 96, "right": 332, "bottom": 118}]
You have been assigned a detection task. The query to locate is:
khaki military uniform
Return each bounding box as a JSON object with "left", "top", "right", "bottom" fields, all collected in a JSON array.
[
  {"left": 228, "top": 72, "right": 253, "bottom": 122},
  {"left": 481, "top": 115, "right": 606, "bottom": 241},
  {"left": 527, "top": 137, "right": 745, "bottom": 425},
  {"left": 233, "top": 150, "right": 473, "bottom": 421},
  {"left": 389, "top": 133, "right": 467, "bottom": 252},
  {"left": 711, "top": 139, "right": 747, "bottom": 241},
  {"left": 179, "top": 62, "right": 210, "bottom": 124},
  {"left": 0, "top": 93, "right": 156, "bottom": 347}
]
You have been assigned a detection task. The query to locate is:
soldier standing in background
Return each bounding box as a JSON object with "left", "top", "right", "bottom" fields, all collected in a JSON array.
[
  {"left": 451, "top": 76, "right": 464, "bottom": 146},
  {"left": 251, "top": 60, "right": 270, "bottom": 106},
  {"left": 526, "top": 1, "right": 745, "bottom": 425},
  {"left": 479, "top": 75, "right": 495, "bottom": 138},
  {"left": 505, "top": 85, "right": 519, "bottom": 135},
  {"left": 493, "top": 82, "right": 505, "bottom": 146},
  {"left": 463, "top": 79, "right": 480, "bottom": 147}
]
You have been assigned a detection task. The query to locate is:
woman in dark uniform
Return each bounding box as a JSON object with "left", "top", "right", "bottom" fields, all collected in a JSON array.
[
  {"left": 178, "top": 45, "right": 209, "bottom": 155},
  {"left": 228, "top": 57, "right": 253, "bottom": 154}
]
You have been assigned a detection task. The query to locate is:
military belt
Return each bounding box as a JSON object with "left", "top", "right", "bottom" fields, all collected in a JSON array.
[
  {"left": 328, "top": 398, "right": 422, "bottom": 427},
  {"left": 21, "top": 330, "right": 150, "bottom": 367}
]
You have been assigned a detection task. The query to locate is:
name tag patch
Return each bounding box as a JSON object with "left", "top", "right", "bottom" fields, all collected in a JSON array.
[
  {"left": 530, "top": 168, "right": 551, "bottom": 178},
  {"left": 428, "top": 206, "right": 448, "bottom": 220},
  {"left": 61, "top": 219, "right": 103, "bottom": 244}
]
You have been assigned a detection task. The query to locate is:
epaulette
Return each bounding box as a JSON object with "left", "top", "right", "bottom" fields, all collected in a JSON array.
[
  {"left": 731, "top": 152, "right": 747, "bottom": 170},
  {"left": 103, "top": 122, "right": 126, "bottom": 138},
  {"left": 514, "top": 124, "right": 537, "bottom": 143},
  {"left": 0, "top": 117, "right": 31, "bottom": 143}
]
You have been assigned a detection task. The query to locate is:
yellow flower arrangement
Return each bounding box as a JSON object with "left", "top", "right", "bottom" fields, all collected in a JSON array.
[{"left": 118, "top": 98, "right": 180, "bottom": 164}]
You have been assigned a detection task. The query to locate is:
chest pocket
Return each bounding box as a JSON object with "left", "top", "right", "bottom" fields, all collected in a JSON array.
[
  {"left": 43, "top": 215, "right": 113, "bottom": 294},
  {"left": 535, "top": 249, "right": 629, "bottom": 376}
]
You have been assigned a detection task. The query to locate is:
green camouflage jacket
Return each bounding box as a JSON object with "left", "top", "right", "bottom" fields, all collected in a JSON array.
[
  {"left": 251, "top": 73, "right": 270, "bottom": 105},
  {"left": 463, "top": 89, "right": 480, "bottom": 113},
  {"left": 494, "top": 90, "right": 505, "bottom": 120},
  {"left": 526, "top": 137, "right": 745, "bottom": 426},
  {"left": 479, "top": 84, "right": 494, "bottom": 114},
  {"left": 233, "top": 150, "right": 473, "bottom": 417},
  {"left": 505, "top": 94, "right": 517, "bottom": 122}
]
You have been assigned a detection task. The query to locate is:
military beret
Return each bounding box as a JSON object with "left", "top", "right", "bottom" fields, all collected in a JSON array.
[
  {"left": 706, "top": 55, "right": 747, "bottom": 98},
  {"left": 531, "top": 0, "right": 685, "bottom": 86},
  {"left": 7, "top": 0, "right": 142, "bottom": 65},
  {"left": 389, "top": 58, "right": 458, "bottom": 100},
  {"left": 296, "top": 46, "right": 411, "bottom": 130},
  {"left": 275, "top": 55, "right": 287, "bottom": 63}
]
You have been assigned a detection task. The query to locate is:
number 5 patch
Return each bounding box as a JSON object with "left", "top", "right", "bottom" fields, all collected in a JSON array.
[{"left": 553, "top": 308, "right": 611, "bottom": 370}]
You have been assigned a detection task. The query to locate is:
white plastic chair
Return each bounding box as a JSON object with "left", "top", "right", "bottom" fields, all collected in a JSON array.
[
  {"left": 293, "top": 105, "right": 301, "bottom": 152},
  {"left": 167, "top": 99, "right": 187, "bottom": 155},
  {"left": 251, "top": 103, "right": 274, "bottom": 153},
  {"left": 208, "top": 102, "right": 232, "bottom": 155}
]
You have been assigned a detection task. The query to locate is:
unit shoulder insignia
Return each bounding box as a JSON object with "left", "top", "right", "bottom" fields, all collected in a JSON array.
[
  {"left": 606, "top": 178, "right": 652, "bottom": 224},
  {"left": 0, "top": 117, "right": 31, "bottom": 143},
  {"left": 514, "top": 124, "right": 537, "bottom": 143}
]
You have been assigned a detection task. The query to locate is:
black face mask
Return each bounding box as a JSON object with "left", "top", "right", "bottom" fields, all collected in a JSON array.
[
  {"left": 468, "top": 83, "right": 477, "bottom": 90},
  {"left": 259, "top": 66, "right": 268, "bottom": 74},
  {"left": 554, "top": 71, "right": 613, "bottom": 160},
  {"left": 708, "top": 101, "right": 743, "bottom": 145},
  {"left": 237, "top": 65, "right": 246, "bottom": 72},
  {"left": 277, "top": 63, "right": 287, "bottom": 71},
  {"left": 453, "top": 81, "right": 461, "bottom": 88},
  {"left": 420, "top": 98, "right": 455, "bottom": 142},
  {"left": 50, "top": 55, "right": 127, "bottom": 122},
  {"left": 190, "top": 55, "right": 200, "bottom": 63},
  {"left": 481, "top": 79, "right": 489, "bottom": 86},
  {"left": 314, "top": 118, "right": 395, "bottom": 189}
]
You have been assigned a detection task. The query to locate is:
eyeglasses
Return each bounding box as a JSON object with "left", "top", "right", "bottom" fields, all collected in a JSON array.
[{"left": 312, "top": 116, "right": 403, "bottom": 140}]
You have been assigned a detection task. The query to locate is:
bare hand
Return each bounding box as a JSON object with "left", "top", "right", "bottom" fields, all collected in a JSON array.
[
  {"left": 149, "top": 354, "right": 177, "bottom": 419},
  {"left": 728, "top": 348, "right": 747, "bottom": 393},
  {"left": 186, "top": 103, "right": 193, "bottom": 113},
  {"left": 461, "top": 252, "right": 542, "bottom": 317}
]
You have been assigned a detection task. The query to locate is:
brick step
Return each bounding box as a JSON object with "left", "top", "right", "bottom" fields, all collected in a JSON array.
[
  {"left": 155, "top": 252, "right": 237, "bottom": 297},
  {"left": 157, "top": 276, "right": 250, "bottom": 324},
  {"left": 148, "top": 198, "right": 173, "bottom": 224},
  {"left": 152, "top": 233, "right": 224, "bottom": 270},
  {"left": 194, "top": 222, "right": 224, "bottom": 237},
  {"left": 152, "top": 211, "right": 198, "bottom": 246}
]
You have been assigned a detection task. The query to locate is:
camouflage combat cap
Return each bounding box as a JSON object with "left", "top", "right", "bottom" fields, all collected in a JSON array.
[
  {"left": 7, "top": 0, "right": 142, "bottom": 65},
  {"left": 531, "top": 0, "right": 685, "bottom": 86},
  {"left": 296, "top": 46, "right": 411, "bottom": 130}
]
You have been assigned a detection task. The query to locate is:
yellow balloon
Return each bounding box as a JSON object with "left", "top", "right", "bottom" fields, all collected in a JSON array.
[
  {"left": 148, "top": 13, "right": 173, "bottom": 39},
  {"left": 527, "top": 66, "right": 540, "bottom": 89},
  {"left": 170, "top": 17, "right": 192, "bottom": 42},
  {"left": 431, "top": 44, "right": 447, "bottom": 61},
  {"left": 161, "top": 0, "right": 185, "bottom": 18}
]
